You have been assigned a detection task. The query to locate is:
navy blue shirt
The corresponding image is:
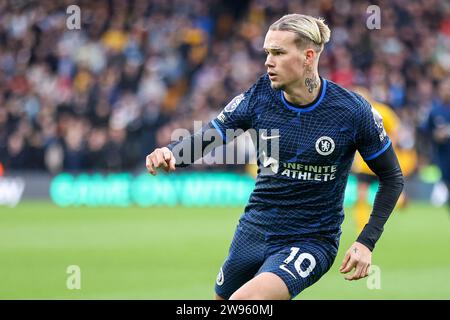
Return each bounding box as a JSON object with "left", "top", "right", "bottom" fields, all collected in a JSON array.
[{"left": 210, "top": 74, "right": 391, "bottom": 244}]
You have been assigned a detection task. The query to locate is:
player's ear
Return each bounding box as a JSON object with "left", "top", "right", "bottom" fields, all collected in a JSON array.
[{"left": 304, "top": 48, "right": 315, "bottom": 65}]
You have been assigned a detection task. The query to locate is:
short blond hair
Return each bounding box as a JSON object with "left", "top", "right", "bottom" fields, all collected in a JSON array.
[{"left": 269, "top": 14, "right": 331, "bottom": 53}]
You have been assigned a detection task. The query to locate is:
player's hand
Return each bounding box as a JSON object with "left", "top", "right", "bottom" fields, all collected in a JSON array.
[
  {"left": 146, "top": 147, "right": 176, "bottom": 176},
  {"left": 339, "top": 241, "right": 372, "bottom": 281}
]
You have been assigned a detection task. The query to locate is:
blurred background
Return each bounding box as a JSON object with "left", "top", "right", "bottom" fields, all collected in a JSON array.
[{"left": 0, "top": 0, "right": 449, "bottom": 299}]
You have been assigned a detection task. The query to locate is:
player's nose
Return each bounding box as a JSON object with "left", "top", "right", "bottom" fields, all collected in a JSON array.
[{"left": 265, "top": 56, "right": 275, "bottom": 68}]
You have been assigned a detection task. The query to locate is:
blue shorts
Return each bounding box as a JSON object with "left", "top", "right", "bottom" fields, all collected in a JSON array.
[{"left": 215, "top": 221, "right": 338, "bottom": 299}]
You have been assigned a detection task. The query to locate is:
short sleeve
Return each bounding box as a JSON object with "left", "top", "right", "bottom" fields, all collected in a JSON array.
[
  {"left": 210, "top": 84, "right": 255, "bottom": 142},
  {"left": 354, "top": 97, "right": 392, "bottom": 161}
]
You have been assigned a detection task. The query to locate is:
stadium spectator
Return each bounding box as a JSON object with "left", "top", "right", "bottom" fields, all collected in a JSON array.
[
  {"left": 0, "top": 0, "right": 448, "bottom": 175},
  {"left": 423, "top": 78, "right": 450, "bottom": 212}
]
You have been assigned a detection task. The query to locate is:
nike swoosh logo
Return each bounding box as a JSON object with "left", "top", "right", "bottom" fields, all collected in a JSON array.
[
  {"left": 279, "top": 265, "right": 297, "bottom": 279},
  {"left": 261, "top": 132, "right": 280, "bottom": 140}
]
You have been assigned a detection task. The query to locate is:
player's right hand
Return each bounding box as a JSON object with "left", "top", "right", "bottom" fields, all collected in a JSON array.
[{"left": 146, "top": 147, "right": 176, "bottom": 176}]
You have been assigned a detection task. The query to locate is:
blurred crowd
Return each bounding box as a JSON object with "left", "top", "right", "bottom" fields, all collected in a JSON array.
[{"left": 0, "top": 0, "right": 449, "bottom": 174}]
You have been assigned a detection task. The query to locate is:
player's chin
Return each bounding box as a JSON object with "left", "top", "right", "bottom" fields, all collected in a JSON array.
[{"left": 270, "top": 80, "right": 284, "bottom": 90}]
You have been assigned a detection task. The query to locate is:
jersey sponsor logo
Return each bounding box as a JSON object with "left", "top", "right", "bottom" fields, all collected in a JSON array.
[
  {"left": 216, "top": 267, "right": 224, "bottom": 286},
  {"left": 260, "top": 132, "right": 280, "bottom": 140},
  {"left": 224, "top": 93, "right": 244, "bottom": 113},
  {"left": 315, "top": 136, "right": 335, "bottom": 156},
  {"left": 280, "top": 162, "right": 337, "bottom": 181}
]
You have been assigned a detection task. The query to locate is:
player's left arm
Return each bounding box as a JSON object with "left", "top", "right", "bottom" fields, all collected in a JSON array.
[
  {"left": 340, "top": 144, "right": 404, "bottom": 280},
  {"left": 340, "top": 96, "right": 405, "bottom": 281}
]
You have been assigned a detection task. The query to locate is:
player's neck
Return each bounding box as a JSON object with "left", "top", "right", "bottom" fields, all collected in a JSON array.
[{"left": 283, "top": 72, "right": 321, "bottom": 106}]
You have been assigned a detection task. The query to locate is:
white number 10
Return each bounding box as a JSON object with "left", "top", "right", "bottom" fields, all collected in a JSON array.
[{"left": 282, "top": 247, "right": 317, "bottom": 278}]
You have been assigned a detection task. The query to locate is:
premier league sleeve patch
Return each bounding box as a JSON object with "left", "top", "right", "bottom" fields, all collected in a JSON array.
[{"left": 224, "top": 93, "right": 245, "bottom": 113}]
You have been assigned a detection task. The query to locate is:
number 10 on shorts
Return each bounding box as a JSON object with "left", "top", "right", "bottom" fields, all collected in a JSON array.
[{"left": 280, "top": 247, "right": 316, "bottom": 279}]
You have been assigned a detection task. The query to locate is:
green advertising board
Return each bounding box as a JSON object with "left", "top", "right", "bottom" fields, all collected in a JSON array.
[{"left": 50, "top": 172, "right": 378, "bottom": 207}]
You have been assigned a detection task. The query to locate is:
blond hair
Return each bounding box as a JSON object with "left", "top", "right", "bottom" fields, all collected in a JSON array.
[{"left": 269, "top": 14, "right": 331, "bottom": 53}]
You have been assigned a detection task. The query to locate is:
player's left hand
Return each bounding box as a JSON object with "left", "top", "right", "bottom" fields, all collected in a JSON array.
[{"left": 339, "top": 241, "right": 372, "bottom": 281}]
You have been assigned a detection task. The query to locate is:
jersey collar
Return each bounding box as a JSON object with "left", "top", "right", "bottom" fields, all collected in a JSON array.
[{"left": 280, "top": 77, "right": 327, "bottom": 113}]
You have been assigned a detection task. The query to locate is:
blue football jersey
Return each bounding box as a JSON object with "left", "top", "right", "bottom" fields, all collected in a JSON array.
[{"left": 211, "top": 74, "right": 391, "bottom": 244}]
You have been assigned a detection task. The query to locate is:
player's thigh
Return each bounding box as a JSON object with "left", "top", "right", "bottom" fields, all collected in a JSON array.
[
  {"left": 256, "top": 241, "right": 336, "bottom": 299},
  {"left": 215, "top": 222, "right": 266, "bottom": 299},
  {"left": 229, "top": 272, "right": 290, "bottom": 300}
]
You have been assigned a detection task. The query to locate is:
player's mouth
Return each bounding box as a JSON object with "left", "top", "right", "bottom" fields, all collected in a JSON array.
[{"left": 268, "top": 72, "right": 277, "bottom": 80}]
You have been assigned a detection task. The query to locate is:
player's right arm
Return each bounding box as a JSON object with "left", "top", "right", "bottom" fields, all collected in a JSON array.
[{"left": 145, "top": 82, "right": 257, "bottom": 175}]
